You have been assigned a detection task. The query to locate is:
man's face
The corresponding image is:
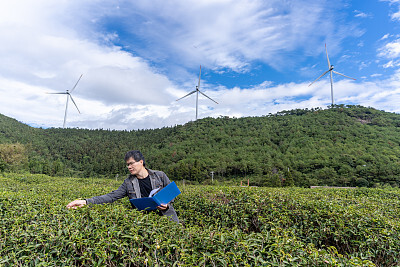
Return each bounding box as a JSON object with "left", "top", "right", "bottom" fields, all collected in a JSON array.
[{"left": 126, "top": 157, "right": 144, "bottom": 175}]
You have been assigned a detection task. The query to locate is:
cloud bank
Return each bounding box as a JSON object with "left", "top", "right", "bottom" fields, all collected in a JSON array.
[{"left": 0, "top": 1, "right": 399, "bottom": 130}]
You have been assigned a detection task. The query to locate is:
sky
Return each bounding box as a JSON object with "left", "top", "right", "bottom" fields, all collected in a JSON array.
[{"left": 1, "top": 0, "right": 400, "bottom": 130}]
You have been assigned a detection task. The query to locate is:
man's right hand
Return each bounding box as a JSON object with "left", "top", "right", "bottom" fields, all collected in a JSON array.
[{"left": 66, "top": 199, "right": 87, "bottom": 209}]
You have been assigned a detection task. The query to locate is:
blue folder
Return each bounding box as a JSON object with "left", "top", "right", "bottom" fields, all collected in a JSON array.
[{"left": 129, "top": 181, "right": 181, "bottom": 211}]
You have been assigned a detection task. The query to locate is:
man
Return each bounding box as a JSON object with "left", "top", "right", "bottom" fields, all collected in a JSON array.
[{"left": 66, "top": 150, "right": 179, "bottom": 223}]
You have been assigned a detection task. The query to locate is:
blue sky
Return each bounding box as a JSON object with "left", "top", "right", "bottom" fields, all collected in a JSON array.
[{"left": 1, "top": 0, "right": 400, "bottom": 130}]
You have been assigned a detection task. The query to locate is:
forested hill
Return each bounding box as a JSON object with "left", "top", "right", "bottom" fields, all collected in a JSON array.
[{"left": 1, "top": 105, "right": 400, "bottom": 187}]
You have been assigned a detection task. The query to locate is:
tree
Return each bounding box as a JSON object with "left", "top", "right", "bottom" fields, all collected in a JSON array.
[{"left": 0, "top": 143, "right": 26, "bottom": 171}]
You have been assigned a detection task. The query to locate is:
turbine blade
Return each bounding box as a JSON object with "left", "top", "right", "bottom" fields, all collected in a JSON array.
[
  {"left": 325, "top": 43, "right": 331, "bottom": 68},
  {"left": 70, "top": 74, "right": 83, "bottom": 93},
  {"left": 69, "top": 95, "right": 81, "bottom": 113},
  {"left": 176, "top": 90, "right": 197, "bottom": 101},
  {"left": 309, "top": 70, "right": 330, "bottom": 87},
  {"left": 199, "top": 90, "right": 218, "bottom": 104},
  {"left": 47, "top": 92, "right": 68, "bottom": 94},
  {"left": 332, "top": 70, "right": 356, "bottom": 80},
  {"left": 198, "top": 65, "right": 201, "bottom": 90}
]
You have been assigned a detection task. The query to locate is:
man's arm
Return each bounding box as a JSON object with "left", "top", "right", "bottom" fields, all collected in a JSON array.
[
  {"left": 66, "top": 180, "right": 128, "bottom": 209},
  {"left": 156, "top": 171, "right": 173, "bottom": 211},
  {"left": 159, "top": 171, "right": 171, "bottom": 187}
]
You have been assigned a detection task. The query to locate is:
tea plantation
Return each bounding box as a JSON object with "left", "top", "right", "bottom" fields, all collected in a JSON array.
[{"left": 1, "top": 173, "right": 399, "bottom": 266}]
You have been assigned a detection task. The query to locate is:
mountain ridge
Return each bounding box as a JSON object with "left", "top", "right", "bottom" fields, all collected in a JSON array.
[{"left": 1, "top": 105, "right": 399, "bottom": 188}]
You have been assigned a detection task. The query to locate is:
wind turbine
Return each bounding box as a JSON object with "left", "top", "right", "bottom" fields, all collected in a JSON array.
[
  {"left": 309, "top": 44, "right": 356, "bottom": 106},
  {"left": 176, "top": 65, "right": 218, "bottom": 120},
  {"left": 48, "top": 74, "right": 83, "bottom": 128}
]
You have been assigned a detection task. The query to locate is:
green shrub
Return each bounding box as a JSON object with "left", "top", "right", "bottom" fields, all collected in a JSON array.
[{"left": 355, "top": 178, "right": 369, "bottom": 187}]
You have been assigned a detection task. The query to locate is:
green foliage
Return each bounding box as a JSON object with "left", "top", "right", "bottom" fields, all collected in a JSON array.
[
  {"left": 0, "top": 143, "right": 27, "bottom": 172},
  {"left": 2, "top": 173, "right": 400, "bottom": 266},
  {"left": 355, "top": 178, "right": 369, "bottom": 187},
  {"left": 1, "top": 105, "right": 400, "bottom": 187}
]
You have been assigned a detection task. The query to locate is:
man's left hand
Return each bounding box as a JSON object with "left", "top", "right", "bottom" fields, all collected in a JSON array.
[{"left": 157, "top": 204, "right": 168, "bottom": 211}]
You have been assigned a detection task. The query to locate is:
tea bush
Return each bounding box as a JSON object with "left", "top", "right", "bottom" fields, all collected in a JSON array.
[
  {"left": 2, "top": 173, "right": 398, "bottom": 266},
  {"left": 176, "top": 186, "right": 400, "bottom": 266}
]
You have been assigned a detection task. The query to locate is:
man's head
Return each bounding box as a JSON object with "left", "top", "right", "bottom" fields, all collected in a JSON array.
[
  {"left": 124, "top": 150, "right": 146, "bottom": 166},
  {"left": 125, "top": 150, "right": 146, "bottom": 176}
]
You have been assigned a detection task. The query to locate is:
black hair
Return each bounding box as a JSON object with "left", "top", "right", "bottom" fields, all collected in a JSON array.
[{"left": 124, "top": 150, "right": 146, "bottom": 167}]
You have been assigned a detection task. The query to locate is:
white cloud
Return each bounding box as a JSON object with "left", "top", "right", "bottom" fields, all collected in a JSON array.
[
  {"left": 114, "top": 0, "right": 360, "bottom": 72},
  {"left": 380, "top": 34, "right": 390, "bottom": 40},
  {"left": 392, "top": 11, "right": 400, "bottom": 20},
  {"left": 0, "top": 0, "right": 180, "bottom": 128},
  {"left": 378, "top": 39, "right": 400, "bottom": 58},
  {"left": 354, "top": 10, "right": 371, "bottom": 18},
  {"left": 381, "top": 0, "right": 400, "bottom": 20},
  {"left": 383, "top": 60, "right": 400, "bottom": 68},
  {"left": 378, "top": 38, "right": 400, "bottom": 68}
]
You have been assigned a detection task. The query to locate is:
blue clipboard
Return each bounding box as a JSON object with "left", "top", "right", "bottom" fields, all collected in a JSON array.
[{"left": 129, "top": 181, "right": 181, "bottom": 211}]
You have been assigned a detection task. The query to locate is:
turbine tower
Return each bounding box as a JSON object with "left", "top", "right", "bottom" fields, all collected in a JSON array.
[
  {"left": 48, "top": 74, "right": 83, "bottom": 128},
  {"left": 309, "top": 44, "right": 356, "bottom": 106},
  {"left": 176, "top": 65, "right": 218, "bottom": 120}
]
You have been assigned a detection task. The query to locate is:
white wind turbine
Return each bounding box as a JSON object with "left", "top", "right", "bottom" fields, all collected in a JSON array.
[
  {"left": 309, "top": 44, "right": 356, "bottom": 106},
  {"left": 176, "top": 65, "right": 218, "bottom": 120},
  {"left": 48, "top": 74, "right": 83, "bottom": 128}
]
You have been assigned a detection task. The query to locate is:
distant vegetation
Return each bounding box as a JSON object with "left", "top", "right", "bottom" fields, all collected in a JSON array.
[{"left": 1, "top": 105, "right": 400, "bottom": 187}]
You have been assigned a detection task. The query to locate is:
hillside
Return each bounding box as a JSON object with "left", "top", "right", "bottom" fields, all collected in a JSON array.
[{"left": 1, "top": 105, "right": 400, "bottom": 187}]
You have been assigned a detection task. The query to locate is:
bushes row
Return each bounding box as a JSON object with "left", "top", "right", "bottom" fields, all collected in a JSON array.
[{"left": 2, "top": 173, "right": 397, "bottom": 266}]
